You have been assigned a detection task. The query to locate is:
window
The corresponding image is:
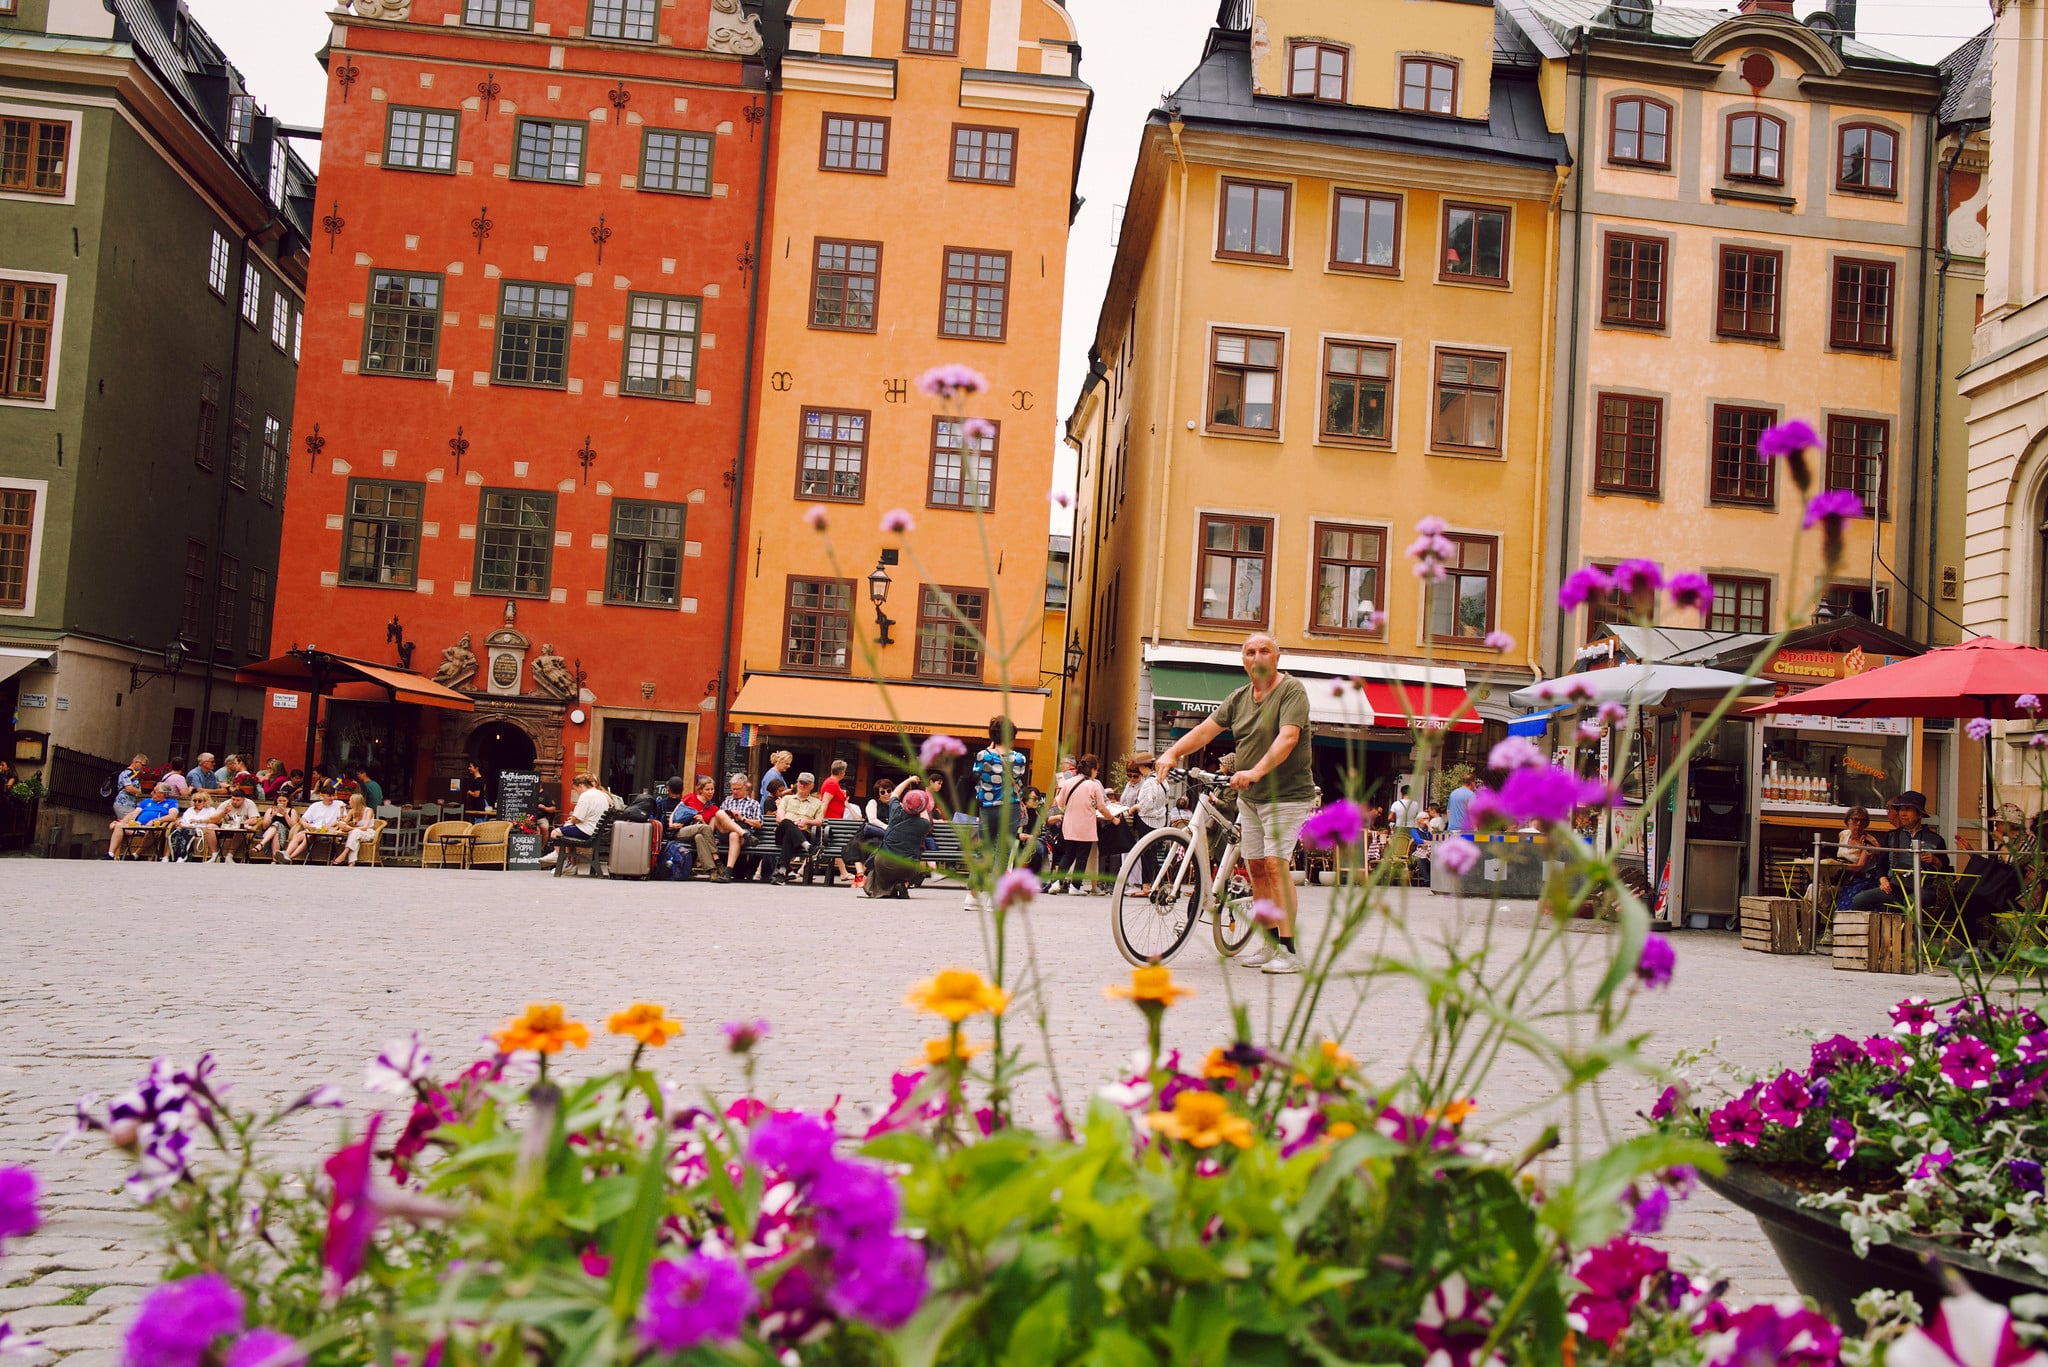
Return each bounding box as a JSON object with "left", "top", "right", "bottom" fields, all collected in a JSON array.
[
  {"left": 1288, "top": 42, "right": 1348, "bottom": 101},
  {"left": 1609, "top": 96, "right": 1670, "bottom": 169},
  {"left": 240, "top": 263, "right": 261, "bottom": 325},
  {"left": 227, "top": 95, "right": 255, "bottom": 152},
  {"left": 1710, "top": 405, "right": 1775, "bottom": 505},
  {"left": 1725, "top": 112, "right": 1784, "bottom": 183},
  {"left": 268, "top": 139, "right": 288, "bottom": 207},
  {"left": 1196, "top": 515, "right": 1272, "bottom": 628},
  {"left": 1602, "top": 234, "right": 1665, "bottom": 326},
  {"left": 0, "top": 488, "right": 32, "bottom": 610},
  {"left": 259, "top": 415, "right": 281, "bottom": 503},
  {"left": 820, "top": 114, "right": 888, "bottom": 173},
  {"left": 342, "top": 480, "right": 423, "bottom": 588},
  {"left": 783, "top": 577, "right": 853, "bottom": 672},
  {"left": 606, "top": 500, "right": 684, "bottom": 606},
  {"left": 1717, "top": 247, "right": 1781, "bottom": 341},
  {"left": 214, "top": 556, "right": 238, "bottom": 652},
  {"left": 181, "top": 540, "right": 206, "bottom": 640},
  {"left": 0, "top": 279, "right": 53, "bottom": 402},
  {"left": 950, "top": 125, "right": 1016, "bottom": 184},
  {"left": 1837, "top": 123, "right": 1897, "bottom": 193},
  {"left": 1583, "top": 564, "right": 1627, "bottom": 644},
  {"left": 293, "top": 312, "right": 302, "bottom": 363},
  {"left": 1826, "top": 416, "right": 1889, "bottom": 517},
  {"left": 1831, "top": 259, "right": 1894, "bottom": 351},
  {"left": 1330, "top": 190, "right": 1398, "bottom": 274},
  {"left": 474, "top": 490, "right": 555, "bottom": 597},
  {"left": 639, "top": 129, "right": 711, "bottom": 195},
  {"left": 590, "top": 0, "right": 656, "bottom": 40},
  {"left": 1400, "top": 58, "right": 1457, "bottom": 114},
  {"left": 1822, "top": 582, "right": 1888, "bottom": 626},
  {"left": 622, "top": 293, "right": 699, "bottom": 400},
  {"left": 1594, "top": 394, "right": 1661, "bottom": 494},
  {"left": 1208, "top": 329, "right": 1283, "bottom": 434},
  {"left": 494, "top": 282, "right": 571, "bottom": 387},
  {"left": 247, "top": 568, "right": 270, "bottom": 655},
  {"left": 1, "top": 117, "right": 69, "bottom": 195},
  {"left": 1707, "top": 576, "right": 1770, "bottom": 634},
  {"left": 905, "top": 0, "right": 959, "bottom": 54},
  {"left": 1428, "top": 535, "right": 1497, "bottom": 642},
  {"left": 1431, "top": 349, "right": 1504, "bottom": 454},
  {"left": 929, "top": 417, "right": 996, "bottom": 510},
  {"left": 916, "top": 586, "right": 985, "bottom": 680},
  {"left": 512, "top": 120, "right": 585, "bottom": 183},
  {"left": 195, "top": 367, "right": 221, "bottom": 470},
  {"left": 384, "top": 108, "right": 458, "bottom": 173},
  {"left": 235, "top": 717, "right": 259, "bottom": 759},
  {"left": 798, "top": 408, "right": 868, "bottom": 502},
  {"left": 363, "top": 272, "right": 442, "bottom": 377},
  {"left": 464, "top": 0, "right": 531, "bottom": 28},
  {"left": 169, "top": 709, "right": 194, "bottom": 761},
  {"left": 207, "top": 232, "right": 230, "bottom": 297},
  {"left": 1320, "top": 340, "right": 1391, "bottom": 444},
  {"left": 1441, "top": 203, "right": 1508, "bottom": 282},
  {"left": 269, "top": 293, "right": 290, "bottom": 352},
  {"left": 810, "top": 239, "right": 880, "bottom": 331},
  {"left": 1312, "top": 523, "right": 1385, "bottom": 634},
  {"left": 940, "top": 248, "right": 1009, "bottom": 340},
  {"left": 1217, "top": 178, "right": 1290, "bottom": 263},
  {"left": 227, "top": 391, "right": 250, "bottom": 490}
]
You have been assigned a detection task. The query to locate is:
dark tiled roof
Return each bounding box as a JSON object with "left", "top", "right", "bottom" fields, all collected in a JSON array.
[
  {"left": 1164, "top": 28, "right": 1567, "bottom": 169},
  {"left": 1513, "top": 0, "right": 1925, "bottom": 69},
  {"left": 1938, "top": 26, "right": 1992, "bottom": 127}
]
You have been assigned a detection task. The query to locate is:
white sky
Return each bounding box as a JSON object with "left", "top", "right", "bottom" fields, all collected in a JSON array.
[{"left": 183, "top": 0, "right": 1990, "bottom": 534}]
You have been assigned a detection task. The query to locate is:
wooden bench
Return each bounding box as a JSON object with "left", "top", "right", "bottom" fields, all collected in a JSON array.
[{"left": 552, "top": 811, "right": 616, "bottom": 878}]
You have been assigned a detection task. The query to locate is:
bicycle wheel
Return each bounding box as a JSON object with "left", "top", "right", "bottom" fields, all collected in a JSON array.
[
  {"left": 1112, "top": 826, "right": 1199, "bottom": 965},
  {"left": 1213, "top": 865, "right": 1257, "bottom": 956}
]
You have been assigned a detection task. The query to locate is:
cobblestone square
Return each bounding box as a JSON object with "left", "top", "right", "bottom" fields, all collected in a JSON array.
[{"left": 1, "top": 860, "right": 1947, "bottom": 1360}]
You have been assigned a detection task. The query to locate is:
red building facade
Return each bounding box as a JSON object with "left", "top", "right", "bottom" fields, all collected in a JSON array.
[{"left": 263, "top": 0, "right": 769, "bottom": 805}]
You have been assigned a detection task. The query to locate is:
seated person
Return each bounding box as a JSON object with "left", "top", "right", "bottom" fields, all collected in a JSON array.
[
  {"left": 170, "top": 797, "right": 221, "bottom": 863},
  {"left": 212, "top": 784, "right": 263, "bottom": 862},
  {"left": 283, "top": 785, "right": 348, "bottom": 863},
  {"left": 186, "top": 753, "right": 225, "bottom": 796},
  {"left": 1833, "top": 806, "right": 1884, "bottom": 908},
  {"left": 714, "top": 774, "right": 765, "bottom": 883},
  {"left": 657, "top": 774, "right": 722, "bottom": 878},
  {"left": 771, "top": 773, "right": 827, "bottom": 885},
  {"left": 1849, "top": 790, "right": 1951, "bottom": 912},
  {"left": 159, "top": 763, "right": 191, "bottom": 799},
  {"left": 333, "top": 793, "right": 380, "bottom": 866},
  {"left": 252, "top": 792, "right": 297, "bottom": 861},
  {"left": 540, "top": 774, "right": 612, "bottom": 867},
  {"left": 111, "top": 783, "right": 182, "bottom": 858},
  {"left": 864, "top": 782, "right": 934, "bottom": 900}
]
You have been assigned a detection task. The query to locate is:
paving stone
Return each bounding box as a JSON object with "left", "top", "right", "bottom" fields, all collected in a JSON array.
[
  {"left": 27, "top": 1324, "right": 127, "bottom": 1352},
  {"left": 49, "top": 1350, "right": 123, "bottom": 1367},
  {"left": 82, "top": 1286, "right": 145, "bottom": 1307},
  {"left": 0, "top": 1287, "right": 70, "bottom": 1312},
  {"left": 2, "top": 1306, "right": 104, "bottom": 1331}
]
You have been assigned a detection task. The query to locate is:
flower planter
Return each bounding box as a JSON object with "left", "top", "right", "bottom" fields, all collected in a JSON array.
[{"left": 1702, "top": 1162, "right": 2048, "bottom": 1329}]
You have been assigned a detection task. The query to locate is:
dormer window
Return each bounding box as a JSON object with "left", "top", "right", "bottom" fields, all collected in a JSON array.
[
  {"left": 1608, "top": 97, "right": 1671, "bottom": 169},
  {"left": 227, "top": 95, "right": 254, "bottom": 152},
  {"left": 1725, "top": 111, "right": 1785, "bottom": 184},
  {"left": 1399, "top": 58, "right": 1457, "bottom": 116},
  {"left": 1288, "top": 42, "right": 1348, "bottom": 102}
]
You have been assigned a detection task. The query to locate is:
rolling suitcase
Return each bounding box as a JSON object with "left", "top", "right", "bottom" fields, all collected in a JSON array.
[{"left": 606, "top": 820, "right": 655, "bottom": 879}]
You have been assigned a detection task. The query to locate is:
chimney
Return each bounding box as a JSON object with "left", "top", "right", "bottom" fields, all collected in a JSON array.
[
  {"left": 1829, "top": 0, "right": 1857, "bottom": 37},
  {"left": 1736, "top": 0, "right": 1796, "bottom": 13}
]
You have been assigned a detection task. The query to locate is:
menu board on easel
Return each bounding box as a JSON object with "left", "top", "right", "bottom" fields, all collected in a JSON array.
[{"left": 497, "top": 771, "right": 541, "bottom": 823}]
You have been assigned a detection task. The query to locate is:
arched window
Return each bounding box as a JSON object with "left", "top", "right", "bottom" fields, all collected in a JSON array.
[
  {"left": 1837, "top": 123, "right": 1898, "bottom": 193},
  {"left": 1725, "top": 111, "right": 1785, "bottom": 184},
  {"left": 1609, "top": 97, "right": 1671, "bottom": 169}
]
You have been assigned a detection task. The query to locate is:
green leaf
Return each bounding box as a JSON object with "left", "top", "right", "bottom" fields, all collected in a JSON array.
[
  {"left": 605, "top": 1128, "right": 674, "bottom": 1323},
  {"left": 1082, "top": 1327, "right": 1156, "bottom": 1367},
  {"left": 1538, "top": 1133, "right": 1721, "bottom": 1247},
  {"left": 1001, "top": 1287, "right": 1071, "bottom": 1366},
  {"left": 1163, "top": 1289, "right": 1239, "bottom": 1367},
  {"left": 1284, "top": 1132, "right": 1400, "bottom": 1240},
  {"left": 885, "top": 1288, "right": 985, "bottom": 1367},
  {"left": 1590, "top": 875, "right": 1651, "bottom": 1004}
]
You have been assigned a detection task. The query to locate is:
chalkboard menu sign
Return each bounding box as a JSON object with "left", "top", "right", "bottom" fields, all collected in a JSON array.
[
  {"left": 497, "top": 770, "right": 542, "bottom": 823},
  {"left": 506, "top": 830, "right": 546, "bottom": 871}
]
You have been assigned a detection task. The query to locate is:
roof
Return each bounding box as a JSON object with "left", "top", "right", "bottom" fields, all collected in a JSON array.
[
  {"left": 1163, "top": 27, "right": 1567, "bottom": 169},
  {"left": 1590, "top": 624, "right": 1769, "bottom": 666},
  {"left": 1937, "top": 25, "right": 1992, "bottom": 128},
  {"left": 1509, "top": 0, "right": 1924, "bottom": 68}
]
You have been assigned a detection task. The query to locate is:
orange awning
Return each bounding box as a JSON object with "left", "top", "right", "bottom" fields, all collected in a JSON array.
[
  {"left": 730, "top": 673, "right": 1045, "bottom": 741},
  {"left": 236, "top": 652, "right": 475, "bottom": 713}
]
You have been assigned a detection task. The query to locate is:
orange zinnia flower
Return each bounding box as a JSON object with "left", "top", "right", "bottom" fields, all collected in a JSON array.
[
  {"left": 492, "top": 1002, "right": 592, "bottom": 1055},
  {"left": 606, "top": 1003, "right": 683, "bottom": 1048},
  {"left": 1319, "top": 1040, "right": 1358, "bottom": 1071},
  {"left": 1200, "top": 1047, "right": 1239, "bottom": 1081},
  {"left": 1145, "top": 1090, "right": 1253, "bottom": 1150},
  {"left": 1106, "top": 966, "right": 1192, "bottom": 1008},
  {"left": 903, "top": 969, "right": 1010, "bottom": 1022},
  {"left": 1426, "top": 1098, "right": 1477, "bottom": 1127},
  {"left": 919, "top": 1034, "right": 985, "bottom": 1066}
]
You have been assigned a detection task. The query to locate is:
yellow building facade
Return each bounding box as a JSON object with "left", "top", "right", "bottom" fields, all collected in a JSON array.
[
  {"left": 727, "top": 0, "right": 1089, "bottom": 789},
  {"left": 1064, "top": 0, "right": 1567, "bottom": 794}
]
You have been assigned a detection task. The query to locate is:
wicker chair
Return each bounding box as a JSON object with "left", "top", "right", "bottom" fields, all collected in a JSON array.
[
  {"left": 420, "top": 820, "right": 474, "bottom": 869},
  {"left": 467, "top": 820, "right": 512, "bottom": 870}
]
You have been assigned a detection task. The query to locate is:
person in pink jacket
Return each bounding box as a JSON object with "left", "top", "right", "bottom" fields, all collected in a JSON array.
[{"left": 1051, "top": 755, "right": 1117, "bottom": 895}]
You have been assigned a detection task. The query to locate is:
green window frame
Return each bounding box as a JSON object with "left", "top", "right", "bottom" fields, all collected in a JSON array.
[
  {"left": 639, "top": 129, "right": 712, "bottom": 196},
  {"left": 474, "top": 489, "right": 556, "bottom": 598},
  {"left": 384, "top": 107, "right": 459, "bottom": 174},
  {"left": 463, "top": 0, "right": 531, "bottom": 29},
  {"left": 621, "top": 293, "right": 699, "bottom": 401},
  {"left": 362, "top": 271, "right": 442, "bottom": 378},
  {"left": 342, "top": 479, "right": 425, "bottom": 589},
  {"left": 589, "top": 0, "right": 656, "bottom": 40},
  {"left": 605, "top": 499, "right": 685, "bottom": 607},
  {"left": 493, "top": 282, "right": 571, "bottom": 388},
  {"left": 512, "top": 119, "right": 586, "bottom": 184}
]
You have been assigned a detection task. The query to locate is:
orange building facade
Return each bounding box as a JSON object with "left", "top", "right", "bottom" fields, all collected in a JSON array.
[
  {"left": 724, "top": 0, "right": 1090, "bottom": 791},
  {"left": 262, "top": 0, "right": 770, "bottom": 804}
]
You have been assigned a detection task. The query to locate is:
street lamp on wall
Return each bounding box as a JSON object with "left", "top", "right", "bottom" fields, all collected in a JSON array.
[
  {"left": 128, "top": 639, "right": 190, "bottom": 695},
  {"left": 1063, "top": 631, "right": 1083, "bottom": 680},
  {"left": 867, "top": 559, "right": 896, "bottom": 647}
]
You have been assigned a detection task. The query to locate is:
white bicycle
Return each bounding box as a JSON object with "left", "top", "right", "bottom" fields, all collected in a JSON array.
[{"left": 1109, "top": 768, "right": 1259, "bottom": 965}]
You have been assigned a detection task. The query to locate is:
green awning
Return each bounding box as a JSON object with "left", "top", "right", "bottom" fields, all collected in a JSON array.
[{"left": 1151, "top": 665, "right": 1242, "bottom": 707}]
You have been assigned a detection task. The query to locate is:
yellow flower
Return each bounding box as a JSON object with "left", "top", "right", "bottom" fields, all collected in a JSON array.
[
  {"left": 606, "top": 1003, "right": 684, "bottom": 1048},
  {"left": 1327, "top": 1121, "right": 1358, "bottom": 1140},
  {"left": 1319, "top": 1040, "right": 1358, "bottom": 1071},
  {"left": 903, "top": 969, "right": 1011, "bottom": 1022},
  {"left": 1426, "top": 1098, "right": 1477, "bottom": 1128},
  {"left": 1145, "top": 1090, "right": 1253, "bottom": 1150},
  {"left": 492, "top": 1002, "right": 592, "bottom": 1055},
  {"left": 1106, "top": 966, "right": 1193, "bottom": 1008},
  {"left": 1200, "top": 1047, "right": 1239, "bottom": 1081},
  {"left": 919, "top": 1034, "right": 985, "bottom": 1066}
]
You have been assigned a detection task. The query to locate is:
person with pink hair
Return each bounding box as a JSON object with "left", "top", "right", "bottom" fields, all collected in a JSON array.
[{"left": 863, "top": 778, "right": 934, "bottom": 900}]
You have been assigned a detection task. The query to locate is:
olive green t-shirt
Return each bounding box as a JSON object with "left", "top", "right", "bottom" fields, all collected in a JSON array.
[{"left": 1211, "top": 674, "right": 1316, "bottom": 804}]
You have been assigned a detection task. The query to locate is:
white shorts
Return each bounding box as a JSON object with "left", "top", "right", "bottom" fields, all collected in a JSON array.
[{"left": 1239, "top": 797, "right": 1315, "bottom": 861}]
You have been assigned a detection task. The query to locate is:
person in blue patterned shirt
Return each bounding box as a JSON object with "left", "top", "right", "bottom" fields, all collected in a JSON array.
[{"left": 972, "top": 716, "right": 1031, "bottom": 855}]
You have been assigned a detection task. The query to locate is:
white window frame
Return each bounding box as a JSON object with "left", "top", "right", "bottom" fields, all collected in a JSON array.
[
  {"left": 269, "top": 293, "right": 290, "bottom": 352},
  {"left": 292, "top": 311, "right": 302, "bottom": 363},
  {"left": 0, "top": 266, "right": 65, "bottom": 411},
  {"left": 240, "top": 262, "right": 262, "bottom": 326},
  {"left": 0, "top": 474, "right": 50, "bottom": 616},
  {"left": 207, "top": 231, "right": 231, "bottom": 298},
  {"left": 0, "top": 101, "right": 82, "bottom": 208}
]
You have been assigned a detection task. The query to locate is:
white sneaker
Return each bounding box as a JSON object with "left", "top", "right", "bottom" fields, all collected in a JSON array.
[
  {"left": 1260, "top": 950, "right": 1304, "bottom": 975},
  {"left": 1237, "top": 939, "right": 1277, "bottom": 968},
  {"left": 538, "top": 851, "right": 559, "bottom": 867}
]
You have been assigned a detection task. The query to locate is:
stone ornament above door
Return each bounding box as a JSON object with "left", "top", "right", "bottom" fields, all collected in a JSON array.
[{"left": 484, "top": 628, "right": 531, "bottom": 697}]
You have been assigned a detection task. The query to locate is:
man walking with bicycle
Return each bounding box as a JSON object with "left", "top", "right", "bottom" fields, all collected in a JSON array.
[{"left": 1156, "top": 633, "right": 1314, "bottom": 975}]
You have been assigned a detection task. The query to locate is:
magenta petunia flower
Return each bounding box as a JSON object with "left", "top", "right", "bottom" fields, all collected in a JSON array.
[
  {"left": 1708, "top": 1098, "right": 1765, "bottom": 1147},
  {"left": 1912, "top": 1147, "right": 1955, "bottom": 1185},
  {"left": 1756, "top": 420, "right": 1822, "bottom": 461},
  {"left": 363, "top": 1034, "right": 432, "bottom": 1096},
  {"left": 1941, "top": 1037, "right": 1998, "bottom": 1090},
  {"left": 1634, "top": 936, "right": 1675, "bottom": 990},
  {"left": 918, "top": 734, "right": 967, "bottom": 767},
  {"left": 1667, "top": 571, "right": 1714, "bottom": 615},
  {"left": 1826, "top": 1118, "right": 1857, "bottom": 1168},
  {"left": 747, "top": 1112, "right": 837, "bottom": 1185},
  {"left": 1803, "top": 489, "right": 1866, "bottom": 530},
  {"left": 322, "top": 1116, "right": 382, "bottom": 1298},
  {"left": 1891, "top": 1289, "right": 2042, "bottom": 1367},
  {"left": 1437, "top": 839, "right": 1480, "bottom": 877},
  {"left": 1863, "top": 1036, "right": 1909, "bottom": 1070},
  {"left": 1892, "top": 996, "right": 1938, "bottom": 1037},
  {"left": 1649, "top": 1085, "right": 1683, "bottom": 1121},
  {"left": 2018, "top": 1032, "right": 2048, "bottom": 1066},
  {"left": 1568, "top": 1237, "right": 1667, "bottom": 1345},
  {"left": 638, "top": 1255, "right": 757, "bottom": 1352},
  {"left": 1558, "top": 565, "right": 1613, "bottom": 611},
  {"left": 1413, "top": 1274, "right": 1499, "bottom": 1365},
  {"left": 1810, "top": 1034, "right": 1863, "bottom": 1073},
  {"left": 0, "top": 1167, "right": 39, "bottom": 1247},
  {"left": 224, "top": 1329, "right": 304, "bottom": 1367},
  {"left": 824, "top": 1232, "right": 927, "bottom": 1329},
  {"left": 914, "top": 364, "right": 988, "bottom": 399},
  {"left": 126, "top": 1274, "right": 245, "bottom": 1367},
  {"left": 1755, "top": 1070, "right": 1811, "bottom": 1127},
  {"left": 1697, "top": 1301, "right": 1841, "bottom": 1367},
  {"left": 1298, "top": 799, "right": 1365, "bottom": 850}
]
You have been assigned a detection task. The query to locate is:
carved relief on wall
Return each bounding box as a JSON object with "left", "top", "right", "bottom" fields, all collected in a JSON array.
[
  {"left": 707, "top": 0, "right": 765, "bottom": 55},
  {"left": 345, "top": 0, "right": 413, "bottom": 20}
]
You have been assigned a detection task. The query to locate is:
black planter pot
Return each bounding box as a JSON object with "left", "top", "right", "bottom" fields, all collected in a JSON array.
[{"left": 1703, "top": 1163, "right": 2048, "bottom": 1330}]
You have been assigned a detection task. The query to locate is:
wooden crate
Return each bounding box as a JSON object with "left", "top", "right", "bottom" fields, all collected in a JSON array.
[
  {"left": 1741, "top": 896, "right": 1806, "bottom": 954},
  {"left": 1832, "top": 909, "right": 1915, "bottom": 973}
]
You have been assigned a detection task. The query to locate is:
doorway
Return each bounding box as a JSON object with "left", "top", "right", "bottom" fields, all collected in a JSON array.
[
  {"left": 470, "top": 721, "right": 537, "bottom": 795},
  {"left": 601, "top": 720, "right": 692, "bottom": 799}
]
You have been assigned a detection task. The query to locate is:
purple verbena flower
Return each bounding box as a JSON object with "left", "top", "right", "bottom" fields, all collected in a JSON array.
[
  {"left": 1803, "top": 489, "right": 1866, "bottom": 530},
  {"left": 992, "top": 868, "right": 1040, "bottom": 910},
  {"left": 1559, "top": 565, "right": 1614, "bottom": 612},
  {"left": 1487, "top": 737, "right": 1545, "bottom": 772},
  {"left": 2021, "top": 693, "right": 2042, "bottom": 714},
  {"left": 808, "top": 1158, "right": 900, "bottom": 1251},
  {"left": 1628, "top": 1186, "right": 1670, "bottom": 1235},
  {"left": 722, "top": 1019, "right": 770, "bottom": 1054},
  {"left": 223, "top": 1329, "right": 304, "bottom": 1367},
  {"left": 1473, "top": 767, "right": 1613, "bottom": 827},
  {"left": 961, "top": 417, "right": 996, "bottom": 442},
  {"left": 1483, "top": 629, "right": 1515, "bottom": 652},
  {"left": 1610, "top": 559, "right": 1664, "bottom": 598},
  {"left": 1437, "top": 839, "right": 1480, "bottom": 877},
  {"left": 914, "top": 364, "right": 987, "bottom": 399},
  {"left": 1968, "top": 717, "right": 1995, "bottom": 741},
  {"left": 880, "top": 509, "right": 916, "bottom": 534},
  {"left": 1667, "top": 572, "right": 1714, "bottom": 616},
  {"left": 637, "top": 1254, "right": 756, "bottom": 1352},
  {"left": 125, "top": 1274, "right": 244, "bottom": 1367},
  {"left": 1756, "top": 420, "right": 1822, "bottom": 462},
  {"left": 803, "top": 504, "right": 829, "bottom": 530},
  {"left": 1298, "top": 799, "right": 1365, "bottom": 850},
  {"left": 1635, "top": 936, "right": 1675, "bottom": 991},
  {"left": 0, "top": 1167, "right": 39, "bottom": 1247},
  {"left": 748, "top": 1112, "right": 837, "bottom": 1185},
  {"left": 918, "top": 734, "right": 966, "bottom": 768},
  {"left": 823, "top": 1233, "right": 926, "bottom": 1330}
]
